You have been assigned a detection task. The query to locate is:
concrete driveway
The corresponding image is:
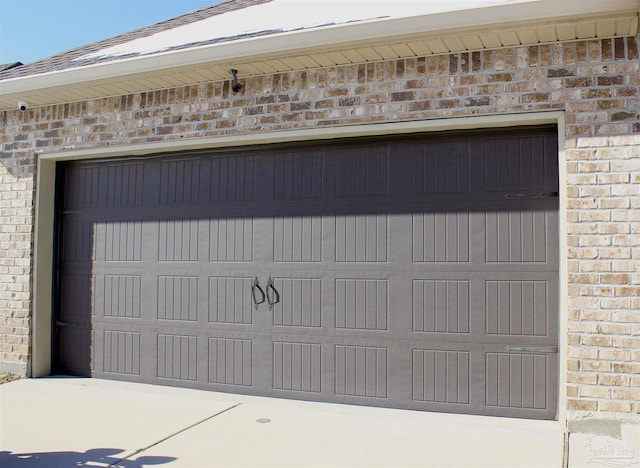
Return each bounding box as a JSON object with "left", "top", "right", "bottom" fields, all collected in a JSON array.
[{"left": 0, "top": 377, "right": 565, "bottom": 467}]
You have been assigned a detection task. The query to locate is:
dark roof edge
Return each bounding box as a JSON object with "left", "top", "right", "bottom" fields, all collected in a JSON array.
[{"left": 0, "top": 62, "right": 23, "bottom": 72}]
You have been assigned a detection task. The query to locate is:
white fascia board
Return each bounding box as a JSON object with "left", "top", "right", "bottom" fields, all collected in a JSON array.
[{"left": 1, "top": 0, "right": 638, "bottom": 98}]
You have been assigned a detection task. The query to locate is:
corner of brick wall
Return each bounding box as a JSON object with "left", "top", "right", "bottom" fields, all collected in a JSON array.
[{"left": 0, "top": 112, "right": 35, "bottom": 375}]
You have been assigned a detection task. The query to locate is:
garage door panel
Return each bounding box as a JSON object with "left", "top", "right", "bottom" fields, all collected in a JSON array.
[
  {"left": 208, "top": 276, "right": 254, "bottom": 324},
  {"left": 156, "top": 275, "right": 198, "bottom": 321},
  {"left": 209, "top": 153, "right": 256, "bottom": 202},
  {"left": 410, "top": 140, "right": 471, "bottom": 195},
  {"left": 156, "top": 333, "right": 198, "bottom": 381},
  {"left": 159, "top": 158, "right": 202, "bottom": 205},
  {"left": 98, "top": 219, "right": 143, "bottom": 262},
  {"left": 485, "top": 350, "right": 557, "bottom": 416},
  {"left": 208, "top": 336, "right": 253, "bottom": 387},
  {"left": 149, "top": 152, "right": 260, "bottom": 208},
  {"left": 209, "top": 217, "right": 254, "bottom": 262},
  {"left": 486, "top": 280, "right": 549, "bottom": 337},
  {"left": 103, "top": 330, "right": 141, "bottom": 376},
  {"left": 63, "top": 162, "right": 145, "bottom": 210},
  {"left": 475, "top": 134, "right": 558, "bottom": 194},
  {"left": 412, "top": 211, "right": 470, "bottom": 263},
  {"left": 273, "top": 215, "right": 323, "bottom": 263},
  {"left": 60, "top": 218, "right": 96, "bottom": 265},
  {"left": 103, "top": 274, "right": 142, "bottom": 319},
  {"left": 156, "top": 218, "right": 200, "bottom": 262},
  {"left": 335, "top": 278, "right": 388, "bottom": 331},
  {"left": 408, "top": 345, "right": 557, "bottom": 418},
  {"left": 63, "top": 165, "right": 102, "bottom": 210},
  {"left": 335, "top": 213, "right": 388, "bottom": 262},
  {"left": 57, "top": 127, "right": 559, "bottom": 419},
  {"left": 412, "top": 279, "right": 470, "bottom": 334},
  {"left": 104, "top": 162, "right": 146, "bottom": 207},
  {"left": 481, "top": 272, "right": 558, "bottom": 339},
  {"left": 273, "top": 277, "right": 323, "bottom": 328},
  {"left": 274, "top": 150, "right": 324, "bottom": 200},
  {"left": 485, "top": 208, "right": 557, "bottom": 264},
  {"left": 57, "top": 325, "right": 93, "bottom": 376},
  {"left": 412, "top": 349, "right": 470, "bottom": 404},
  {"left": 59, "top": 272, "right": 95, "bottom": 322},
  {"left": 335, "top": 344, "right": 388, "bottom": 399},
  {"left": 332, "top": 145, "right": 389, "bottom": 199},
  {"left": 273, "top": 341, "right": 322, "bottom": 393}
]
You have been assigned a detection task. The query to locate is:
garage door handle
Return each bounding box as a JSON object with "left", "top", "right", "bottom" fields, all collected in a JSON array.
[
  {"left": 266, "top": 277, "right": 280, "bottom": 311},
  {"left": 251, "top": 277, "right": 266, "bottom": 310}
]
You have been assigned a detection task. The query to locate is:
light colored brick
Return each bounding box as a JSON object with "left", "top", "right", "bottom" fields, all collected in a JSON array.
[
  {"left": 567, "top": 372, "right": 598, "bottom": 384},
  {"left": 609, "top": 259, "right": 637, "bottom": 272},
  {"left": 579, "top": 386, "right": 611, "bottom": 398},
  {"left": 613, "top": 235, "right": 640, "bottom": 246},
  {"left": 599, "top": 274, "right": 630, "bottom": 284},
  {"left": 613, "top": 363, "right": 640, "bottom": 374},
  {"left": 599, "top": 349, "right": 631, "bottom": 361},
  {"left": 598, "top": 323, "right": 631, "bottom": 335},
  {"left": 599, "top": 298, "right": 632, "bottom": 309},
  {"left": 568, "top": 399, "right": 598, "bottom": 411},
  {"left": 568, "top": 345, "right": 599, "bottom": 358},
  {"left": 611, "top": 159, "right": 640, "bottom": 171},
  {"left": 598, "top": 198, "right": 630, "bottom": 209},
  {"left": 613, "top": 336, "right": 640, "bottom": 348},
  {"left": 578, "top": 236, "right": 612, "bottom": 247},
  {"left": 598, "top": 374, "right": 631, "bottom": 386},
  {"left": 581, "top": 360, "right": 613, "bottom": 372},
  {"left": 599, "top": 400, "right": 632, "bottom": 412},
  {"left": 599, "top": 247, "right": 632, "bottom": 259},
  {"left": 598, "top": 223, "right": 631, "bottom": 234},
  {"left": 611, "top": 388, "right": 640, "bottom": 400},
  {"left": 613, "top": 311, "right": 640, "bottom": 323},
  {"left": 581, "top": 335, "right": 613, "bottom": 347}
]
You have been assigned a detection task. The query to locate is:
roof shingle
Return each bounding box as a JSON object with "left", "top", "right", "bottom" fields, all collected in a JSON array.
[
  {"left": 0, "top": 0, "right": 270, "bottom": 81},
  {"left": 0, "top": 62, "right": 23, "bottom": 72}
]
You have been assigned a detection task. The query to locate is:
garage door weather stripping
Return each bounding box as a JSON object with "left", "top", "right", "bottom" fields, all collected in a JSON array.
[{"left": 55, "top": 127, "right": 559, "bottom": 420}]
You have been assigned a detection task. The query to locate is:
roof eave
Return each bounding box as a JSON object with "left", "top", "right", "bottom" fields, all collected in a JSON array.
[{"left": 1, "top": 0, "right": 638, "bottom": 103}]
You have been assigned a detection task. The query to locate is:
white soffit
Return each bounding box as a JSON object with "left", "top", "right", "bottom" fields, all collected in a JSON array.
[{"left": 0, "top": 0, "right": 638, "bottom": 111}]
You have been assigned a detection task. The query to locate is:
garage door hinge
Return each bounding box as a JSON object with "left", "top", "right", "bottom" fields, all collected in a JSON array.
[
  {"left": 55, "top": 320, "right": 87, "bottom": 328},
  {"left": 505, "top": 345, "right": 558, "bottom": 353},
  {"left": 503, "top": 191, "right": 558, "bottom": 199}
]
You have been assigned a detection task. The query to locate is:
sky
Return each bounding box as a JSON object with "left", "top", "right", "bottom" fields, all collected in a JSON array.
[{"left": 0, "top": 0, "right": 223, "bottom": 65}]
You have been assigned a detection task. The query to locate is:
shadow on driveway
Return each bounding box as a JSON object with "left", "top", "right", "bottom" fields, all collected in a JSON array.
[{"left": 0, "top": 448, "right": 176, "bottom": 467}]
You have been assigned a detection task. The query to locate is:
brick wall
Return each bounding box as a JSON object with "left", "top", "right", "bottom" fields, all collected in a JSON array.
[
  {"left": 0, "top": 121, "right": 33, "bottom": 375},
  {"left": 1, "top": 35, "right": 638, "bottom": 420}
]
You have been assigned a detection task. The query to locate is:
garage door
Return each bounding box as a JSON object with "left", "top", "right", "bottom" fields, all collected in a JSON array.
[{"left": 55, "top": 127, "right": 559, "bottom": 419}]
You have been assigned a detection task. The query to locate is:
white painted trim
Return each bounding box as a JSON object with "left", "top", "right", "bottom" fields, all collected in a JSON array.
[
  {"left": 32, "top": 111, "right": 566, "bottom": 427},
  {"left": 32, "top": 158, "right": 56, "bottom": 378},
  {"left": 556, "top": 112, "right": 568, "bottom": 430},
  {"left": 2, "top": 0, "right": 638, "bottom": 97}
]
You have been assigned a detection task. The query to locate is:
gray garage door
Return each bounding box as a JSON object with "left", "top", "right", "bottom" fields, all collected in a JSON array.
[{"left": 55, "top": 127, "right": 559, "bottom": 419}]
